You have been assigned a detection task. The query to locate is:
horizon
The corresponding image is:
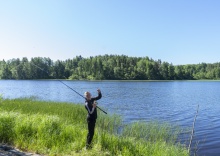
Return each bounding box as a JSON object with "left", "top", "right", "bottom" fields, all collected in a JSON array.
[
  {"left": 1, "top": 54, "right": 219, "bottom": 66},
  {"left": 1, "top": 0, "right": 220, "bottom": 65}
]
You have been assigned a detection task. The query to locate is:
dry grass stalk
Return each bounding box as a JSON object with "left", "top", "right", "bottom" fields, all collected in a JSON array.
[{"left": 188, "top": 104, "right": 199, "bottom": 153}]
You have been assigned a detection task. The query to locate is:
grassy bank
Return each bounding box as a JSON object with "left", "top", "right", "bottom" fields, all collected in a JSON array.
[{"left": 0, "top": 98, "right": 189, "bottom": 156}]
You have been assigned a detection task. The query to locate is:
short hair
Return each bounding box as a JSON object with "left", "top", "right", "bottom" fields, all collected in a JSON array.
[{"left": 84, "top": 91, "right": 90, "bottom": 97}]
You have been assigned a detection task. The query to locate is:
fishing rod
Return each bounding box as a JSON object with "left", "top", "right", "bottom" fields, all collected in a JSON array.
[{"left": 31, "top": 62, "right": 107, "bottom": 114}]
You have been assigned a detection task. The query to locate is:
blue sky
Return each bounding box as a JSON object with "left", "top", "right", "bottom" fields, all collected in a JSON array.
[{"left": 0, "top": 0, "right": 220, "bottom": 65}]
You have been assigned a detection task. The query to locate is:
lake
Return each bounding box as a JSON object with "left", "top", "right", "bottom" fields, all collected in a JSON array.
[{"left": 0, "top": 80, "right": 220, "bottom": 156}]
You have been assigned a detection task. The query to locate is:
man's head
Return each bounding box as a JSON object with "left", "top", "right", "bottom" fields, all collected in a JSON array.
[{"left": 84, "top": 91, "right": 91, "bottom": 100}]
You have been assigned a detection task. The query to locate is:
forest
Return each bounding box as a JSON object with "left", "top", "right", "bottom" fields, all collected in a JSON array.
[{"left": 0, "top": 55, "right": 220, "bottom": 80}]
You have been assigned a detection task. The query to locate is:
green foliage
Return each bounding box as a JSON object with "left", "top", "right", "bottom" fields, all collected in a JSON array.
[
  {"left": 0, "top": 112, "right": 16, "bottom": 142},
  {"left": 1, "top": 55, "right": 220, "bottom": 80},
  {"left": 122, "top": 121, "right": 180, "bottom": 143},
  {"left": 0, "top": 98, "right": 189, "bottom": 156},
  {"left": 0, "top": 94, "right": 3, "bottom": 103}
]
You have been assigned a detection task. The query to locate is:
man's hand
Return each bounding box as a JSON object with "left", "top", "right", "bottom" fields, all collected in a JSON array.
[
  {"left": 92, "top": 102, "right": 96, "bottom": 108},
  {"left": 97, "top": 89, "right": 101, "bottom": 93}
]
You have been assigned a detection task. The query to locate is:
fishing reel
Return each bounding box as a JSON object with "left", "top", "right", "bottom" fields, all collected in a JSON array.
[{"left": 94, "top": 101, "right": 98, "bottom": 105}]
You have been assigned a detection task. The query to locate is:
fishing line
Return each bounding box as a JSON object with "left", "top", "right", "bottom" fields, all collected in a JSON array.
[{"left": 31, "top": 62, "right": 107, "bottom": 114}]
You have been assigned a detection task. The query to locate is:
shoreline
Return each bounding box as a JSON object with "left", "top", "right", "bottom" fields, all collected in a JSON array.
[
  {"left": 0, "top": 98, "right": 189, "bottom": 156},
  {"left": 0, "top": 144, "right": 41, "bottom": 156}
]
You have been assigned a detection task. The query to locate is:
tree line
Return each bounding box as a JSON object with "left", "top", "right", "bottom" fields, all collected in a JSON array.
[{"left": 0, "top": 55, "right": 220, "bottom": 80}]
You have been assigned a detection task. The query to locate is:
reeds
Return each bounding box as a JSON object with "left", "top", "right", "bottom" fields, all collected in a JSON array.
[{"left": 0, "top": 98, "right": 189, "bottom": 156}]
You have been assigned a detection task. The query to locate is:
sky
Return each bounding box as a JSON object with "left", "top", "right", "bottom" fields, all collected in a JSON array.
[{"left": 0, "top": 0, "right": 220, "bottom": 65}]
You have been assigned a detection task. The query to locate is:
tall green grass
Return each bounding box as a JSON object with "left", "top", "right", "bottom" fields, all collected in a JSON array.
[{"left": 0, "top": 98, "right": 189, "bottom": 156}]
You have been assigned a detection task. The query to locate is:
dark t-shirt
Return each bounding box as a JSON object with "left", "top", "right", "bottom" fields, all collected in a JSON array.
[{"left": 85, "top": 92, "right": 102, "bottom": 121}]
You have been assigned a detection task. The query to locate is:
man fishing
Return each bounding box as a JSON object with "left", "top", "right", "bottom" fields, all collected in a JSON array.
[{"left": 84, "top": 89, "right": 102, "bottom": 149}]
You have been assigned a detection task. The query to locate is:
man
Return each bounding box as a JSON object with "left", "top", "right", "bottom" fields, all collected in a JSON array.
[{"left": 84, "top": 89, "right": 102, "bottom": 149}]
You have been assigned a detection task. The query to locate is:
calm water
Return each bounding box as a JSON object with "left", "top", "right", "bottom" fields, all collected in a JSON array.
[{"left": 0, "top": 80, "right": 220, "bottom": 156}]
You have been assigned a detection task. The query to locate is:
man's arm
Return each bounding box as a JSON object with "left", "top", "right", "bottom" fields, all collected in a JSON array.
[
  {"left": 92, "top": 89, "right": 102, "bottom": 100},
  {"left": 85, "top": 102, "right": 95, "bottom": 114}
]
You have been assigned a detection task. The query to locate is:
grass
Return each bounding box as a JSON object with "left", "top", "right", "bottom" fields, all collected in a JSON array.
[{"left": 0, "top": 97, "right": 189, "bottom": 156}]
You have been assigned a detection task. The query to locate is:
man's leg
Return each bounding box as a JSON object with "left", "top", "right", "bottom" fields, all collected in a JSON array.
[{"left": 86, "top": 120, "right": 96, "bottom": 148}]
